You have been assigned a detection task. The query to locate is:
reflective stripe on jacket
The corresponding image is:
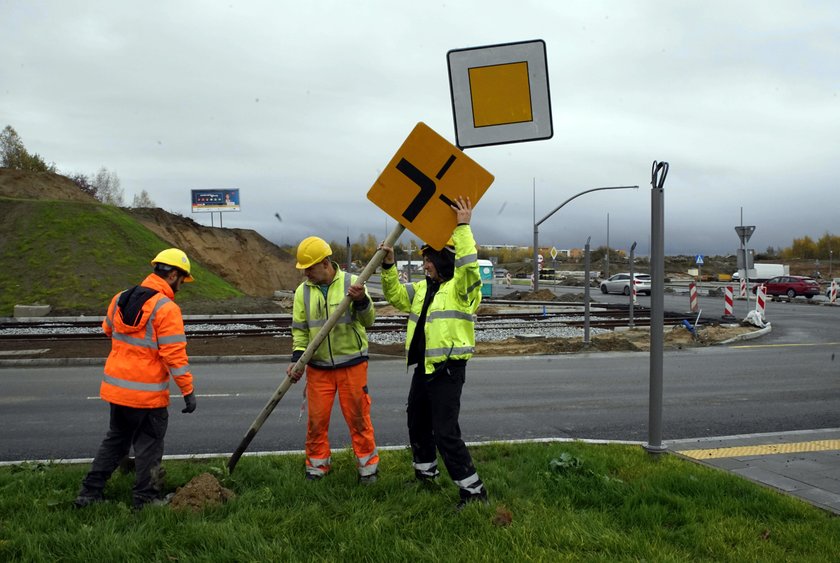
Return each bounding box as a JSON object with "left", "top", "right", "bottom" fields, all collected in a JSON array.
[
  {"left": 100, "top": 273, "right": 194, "bottom": 408},
  {"left": 291, "top": 264, "right": 375, "bottom": 368},
  {"left": 381, "top": 224, "right": 482, "bottom": 374}
]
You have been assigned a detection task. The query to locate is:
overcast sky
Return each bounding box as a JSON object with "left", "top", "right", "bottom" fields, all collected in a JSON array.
[{"left": 3, "top": 0, "right": 838, "bottom": 256}]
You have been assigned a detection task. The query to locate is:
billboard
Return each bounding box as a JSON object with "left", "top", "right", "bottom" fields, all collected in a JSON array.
[{"left": 191, "top": 189, "right": 240, "bottom": 212}]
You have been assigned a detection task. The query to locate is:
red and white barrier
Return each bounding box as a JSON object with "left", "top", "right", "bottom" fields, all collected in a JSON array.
[
  {"left": 688, "top": 282, "right": 699, "bottom": 313},
  {"left": 723, "top": 286, "right": 734, "bottom": 317},
  {"left": 755, "top": 284, "right": 767, "bottom": 319},
  {"left": 830, "top": 281, "right": 838, "bottom": 304},
  {"left": 739, "top": 278, "right": 747, "bottom": 298}
]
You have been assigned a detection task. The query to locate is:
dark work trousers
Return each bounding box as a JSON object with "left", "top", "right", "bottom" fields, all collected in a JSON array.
[
  {"left": 407, "top": 362, "right": 477, "bottom": 486},
  {"left": 79, "top": 403, "right": 168, "bottom": 507}
]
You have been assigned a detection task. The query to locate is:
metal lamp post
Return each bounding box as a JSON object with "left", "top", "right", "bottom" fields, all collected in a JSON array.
[{"left": 532, "top": 185, "right": 638, "bottom": 292}]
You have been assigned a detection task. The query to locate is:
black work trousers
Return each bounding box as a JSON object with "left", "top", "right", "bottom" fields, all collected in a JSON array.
[
  {"left": 79, "top": 403, "right": 168, "bottom": 507},
  {"left": 407, "top": 362, "right": 476, "bottom": 485}
]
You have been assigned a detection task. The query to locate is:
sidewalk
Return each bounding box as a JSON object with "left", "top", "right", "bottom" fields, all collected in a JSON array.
[{"left": 668, "top": 428, "right": 840, "bottom": 514}]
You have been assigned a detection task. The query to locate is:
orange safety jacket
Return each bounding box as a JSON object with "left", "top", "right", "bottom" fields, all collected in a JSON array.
[{"left": 100, "top": 273, "right": 194, "bottom": 409}]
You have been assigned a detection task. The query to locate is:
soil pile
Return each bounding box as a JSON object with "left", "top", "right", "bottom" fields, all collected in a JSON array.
[
  {"left": 0, "top": 169, "right": 97, "bottom": 203},
  {"left": 474, "top": 323, "right": 758, "bottom": 356},
  {"left": 0, "top": 168, "right": 301, "bottom": 297},
  {"left": 169, "top": 472, "right": 235, "bottom": 512},
  {"left": 127, "top": 207, "right": 301, "bottom": 297}
]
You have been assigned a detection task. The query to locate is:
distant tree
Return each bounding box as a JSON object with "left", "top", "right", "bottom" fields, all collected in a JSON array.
[
  {"left": 0, "top": 125, "right": 56, "bottom": 173},
  {"left": 131, "top": 189, "right": 156, "bottom": 208},
  {"left": 816, "top": 233, "right": 839, "bottom": 260},
  {"left": 781, "top": 236, "right": 818, "bottom": 260},
  {"left": 92, "top": 166, "right": 124, "bottom": 206},
  {"left": 69, "top": 172, "right": 97, "bottom": 199},
  {"left": 763, "top": 246, "right": 780, "bottom": 259},
  {"left": 328, "top": 240, "right": 347, "bottom": 265}
]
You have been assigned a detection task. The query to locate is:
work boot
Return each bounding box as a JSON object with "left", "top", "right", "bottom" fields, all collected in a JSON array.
[
  {"left": 358, "top": 471, "right": 378, "bottom": 486},
  {"left": 305, "top": 473, "right": 323, "bottom": 481},
  {"left": 73, "top": 494, "right": 104, "bottom": 508},
  {"left": 414, "top": 468, "right": 440, "bottom": 482},
  {"left": 414, "top": 468, "right": 441, "bottom": 490},
  {"left": 455, "top": 488, "right": 489, "bottom": 511},
  {"left": 133, "top": 493, "right": 173, "bottom": 510},
  {"left": 118, "top": 456, "right": 135, "bottom": 474}
]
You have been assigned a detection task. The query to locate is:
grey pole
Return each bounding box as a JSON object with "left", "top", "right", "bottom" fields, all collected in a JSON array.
[
  {"left": 645, "top": 161, "right": 668, "bottom": 455},
  {"left": 629, "top": 241, "right": 637, "bottom": 328},
  {"left": 605, "top": 212, "right": 610, "bottom": 279},
  {"left": 583, "top": 236, "right": 591, "bottom": 345},
  {"left": 533, "top": 185, "right": 639, "bottom": 293},
  {"left": 532, "top": 179, "right": 539, "bottom": 292},
  {"left": 346, "top": 233, "right": 352, "bottom": 272}
]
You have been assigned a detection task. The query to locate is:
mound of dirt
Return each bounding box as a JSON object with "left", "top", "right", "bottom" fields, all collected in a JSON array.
[
  {"left": 0, "top": 168, "right": 302, "bottom": 297},
  {"left": 473, "top": 323, "right": 759, "bottom": 356},
  {"left": 127, "top": 207, "right": 301, "bottom": 297},
  {"left": 0, "top": 168, "right": 97, "bottom": 203},
  {"left": 497, "top": 289, "right": 560, "bottom": 301},
  {"left": 169, "top": 472, "right": 235, "bottom": 512}
]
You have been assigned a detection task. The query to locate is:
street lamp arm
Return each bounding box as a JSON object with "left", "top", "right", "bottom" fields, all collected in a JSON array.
[
  {"left": 532, "top": 185, "right": 638, "bottom": 292},
  {"left": 535, "top": 185, "right": 638, "bottom": 227}
]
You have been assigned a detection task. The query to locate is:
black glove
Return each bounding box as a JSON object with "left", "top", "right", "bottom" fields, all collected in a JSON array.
[{"left": 181, "top": 392, "right": 197, "bottom": 414}]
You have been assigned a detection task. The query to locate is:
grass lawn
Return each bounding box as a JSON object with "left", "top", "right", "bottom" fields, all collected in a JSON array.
[{"left": 1, "top": 442, "right": 838, "bottom": 561}]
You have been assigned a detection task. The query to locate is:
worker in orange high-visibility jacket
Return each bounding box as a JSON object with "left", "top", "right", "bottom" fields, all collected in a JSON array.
[
  {"left": 287, "top": 236, "right": 379, "bottom": 483},
  {"left": 75, "top": 248, "right": 198, "bottom": 510}
]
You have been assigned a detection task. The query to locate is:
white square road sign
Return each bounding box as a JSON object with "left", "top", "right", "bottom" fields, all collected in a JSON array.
[{"left": 447, "top": 39, "right": 552, "bottom": 149}]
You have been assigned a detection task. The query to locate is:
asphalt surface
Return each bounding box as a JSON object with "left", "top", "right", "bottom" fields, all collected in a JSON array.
[
  {"left": 3, "top": 290, "right": 839, "bottom": 515},
  {"left": 3, "top": 354, "right": 838, "bottom": 516}
]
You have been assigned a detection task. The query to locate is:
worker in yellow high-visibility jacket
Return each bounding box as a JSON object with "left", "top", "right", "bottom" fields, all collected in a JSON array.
[
  {"left": 379, "top": 196, "right": 488, "bottom": 510},
  {"left": 287, "top": 236, "right": 379, "bottom": 483}
]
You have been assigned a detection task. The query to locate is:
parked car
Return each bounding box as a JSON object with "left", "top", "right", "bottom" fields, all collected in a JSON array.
[
  {"left": 753, "top": 275, "right": 821, "bottom": 299},
  {"left": 600, "top": 273, "right": 651, "bottom": 295}
]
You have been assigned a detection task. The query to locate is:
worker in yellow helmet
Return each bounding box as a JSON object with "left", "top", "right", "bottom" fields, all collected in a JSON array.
[
  {"left": 287, "top": 236, "right": 379, "bottom": 483},
  {"left": 75, "top": 248, "right": 197, "bottom": 509},
  {"left": 378, "top": 196, "right": 488, "bottom": 510}
]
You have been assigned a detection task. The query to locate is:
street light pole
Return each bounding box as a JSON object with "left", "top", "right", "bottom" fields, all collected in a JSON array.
[
  {"left": 605, "top": 213, "right": 610, "bottom": 279},
  {"left": 533, "top": 185, "right": 638, "bottom": 292}
]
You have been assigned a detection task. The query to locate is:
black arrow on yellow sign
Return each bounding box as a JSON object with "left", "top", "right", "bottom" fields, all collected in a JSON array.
[{"left": 395, "top": 155, "right": 457, "bottom": 222}]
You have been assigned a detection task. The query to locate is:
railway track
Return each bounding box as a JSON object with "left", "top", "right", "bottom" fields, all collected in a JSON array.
[{"left": 0, "top": 303, "right": 705, "bottom": 342}]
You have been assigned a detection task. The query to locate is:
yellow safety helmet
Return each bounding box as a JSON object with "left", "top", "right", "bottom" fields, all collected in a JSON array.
[
  {"left": 421, "top": 238, "right": 455, "bottom": 254},
  {"left": 151, "top": 248, "right": 194, "bottom": 282},
  {"left": 296, "top": 236, "right": 332, "bottom": 269}
]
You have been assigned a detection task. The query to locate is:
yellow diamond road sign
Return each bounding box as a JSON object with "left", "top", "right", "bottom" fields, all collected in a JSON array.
[
  {"left": 367, "top": 122, "right": 494, "bottom": 250},
  {"left": 448, "top": 39, "right": 552, "bottom": 149}
]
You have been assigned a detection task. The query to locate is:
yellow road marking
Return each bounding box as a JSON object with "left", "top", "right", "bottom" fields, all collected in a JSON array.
[
  {"left": 678, "top": 440, "right": 840, "bottom": 459},
  {"left": 730, "top": 342, "right": 840, "bottom": 349}
]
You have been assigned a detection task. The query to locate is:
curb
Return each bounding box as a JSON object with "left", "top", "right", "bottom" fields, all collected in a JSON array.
[{"left": 718, "top": 323, "right": 772, "bottom": 345}]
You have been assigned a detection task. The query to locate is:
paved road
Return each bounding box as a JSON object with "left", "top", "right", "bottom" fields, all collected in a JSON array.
[
  {"left": 3, "top": 340, "right": 838, "bottom": 462},
  {"left": 2, "top": 290, "right": 838, "bottom": 513}
]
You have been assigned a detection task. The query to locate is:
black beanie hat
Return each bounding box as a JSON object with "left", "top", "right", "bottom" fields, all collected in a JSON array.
[{"left": 422, "top": 247, "right": 455, "bottom": 281}]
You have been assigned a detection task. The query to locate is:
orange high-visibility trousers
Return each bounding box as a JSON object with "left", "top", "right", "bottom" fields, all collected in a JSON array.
[{"left": 304, "top": 362, "right": 379, "bottom": 478}]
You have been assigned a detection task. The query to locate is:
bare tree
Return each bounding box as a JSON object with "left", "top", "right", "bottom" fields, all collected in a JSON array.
[
  {"left": 69, "top": 172, "right": 97, "bottom": 198},
  {"left": 131, "top": 189, "right": 156, "bottom": 208},
  {"left": 92, "top": 166, "right": 125, "bottom": 206}
]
